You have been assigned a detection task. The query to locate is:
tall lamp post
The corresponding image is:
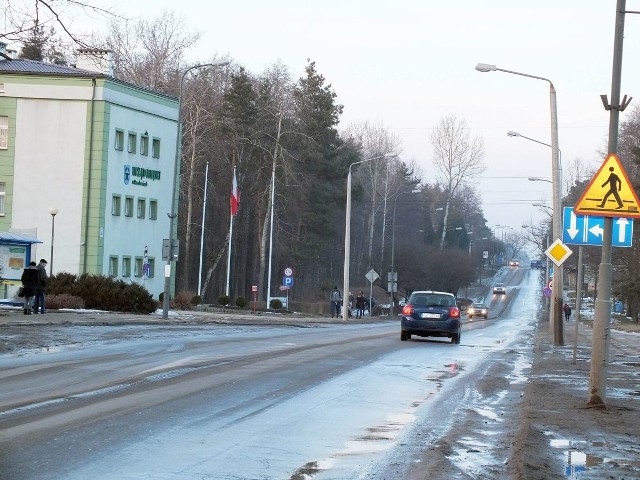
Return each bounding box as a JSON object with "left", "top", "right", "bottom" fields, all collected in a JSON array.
[
  {"left": 390, "top": 189, "right": 420, "bottom": 314},
  {"left": 49, "top": 207, "right": 58, "bottom": 276},
  {"left": 163, "top": 60, "right": 229, "bottom": 319},
  {"left": 343, "top": 152, "right": 397, "bottom": 321},
  {"left": 477, "top": 63, "right": 563, "bottom": 346}
]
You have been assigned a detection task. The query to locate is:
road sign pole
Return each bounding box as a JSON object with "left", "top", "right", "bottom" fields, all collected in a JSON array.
[{"left": 588, "top": 0, "right": 625, "bottom": 408}]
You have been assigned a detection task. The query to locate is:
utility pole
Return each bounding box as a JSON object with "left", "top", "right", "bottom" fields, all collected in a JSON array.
[{"left": 588, "top": 0, "right": 626, "bottom": 407}]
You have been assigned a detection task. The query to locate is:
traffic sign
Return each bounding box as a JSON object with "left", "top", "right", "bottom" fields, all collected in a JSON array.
[
  {"left": 365, "top": 269, "right": 379, "bottom": 283},
  {"left": 563, "top": 207, "right": 633, "bottom": 247},
  {"left": 574, "top": 153, "right": 640, "bottom": 217},
  {"left": 545, "top": 239, "right": 573, "bottom": 267},
  {"left": 283, "top": 276, "right": 293, "bottom": 287},
  {"left": 284, "top": 267, "right": 293, "bottom": 276}
]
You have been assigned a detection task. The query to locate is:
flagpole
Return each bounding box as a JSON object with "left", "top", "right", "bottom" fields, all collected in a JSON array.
[
  {"left": 197, "top": 161, "right": 209, "bottom": 297},
  {"left": 225, "top": 211, "right": 233, "bottom": 297},
  {"left": 226, "top": 165, "right": 238, "bottom": 298}
]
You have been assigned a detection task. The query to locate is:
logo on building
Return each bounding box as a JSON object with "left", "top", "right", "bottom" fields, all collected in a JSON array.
[{"left": 124, "top": 165, "right": 131, "bottom": 185}]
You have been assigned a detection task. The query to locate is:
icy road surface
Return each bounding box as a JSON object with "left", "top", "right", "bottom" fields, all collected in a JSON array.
[{"left": 0, "top": 269, "right": 538, "bottom": 479}]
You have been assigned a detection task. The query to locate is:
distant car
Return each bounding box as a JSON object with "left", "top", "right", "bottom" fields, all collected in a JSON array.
[
  {"left": 530, "top": 259, "right": 543, "bottom": 269},
  {"left": 493, "top": 283, "right": 506, "bottom": 294},
  {"left": 509, "top": 260, "right": 519, "bottom": 267},
  {"left": 467, "top": 302, "right": 488, "bottom": 319},
  {"left": 400, "top": 291, "right": 461, "bottom": 344}
]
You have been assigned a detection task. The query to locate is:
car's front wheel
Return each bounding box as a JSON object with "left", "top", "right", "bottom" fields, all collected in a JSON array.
[{"left": 400, "top": 330, "right": 411, "bottom": 341}]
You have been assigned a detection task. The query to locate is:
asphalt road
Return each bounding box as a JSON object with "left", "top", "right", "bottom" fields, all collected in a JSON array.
[{"left": 0, "top": 269, "right": 534, "bottom": 479}]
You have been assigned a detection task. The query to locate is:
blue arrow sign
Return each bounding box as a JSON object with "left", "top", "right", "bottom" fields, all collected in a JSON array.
[{"left": 563, "top": 207, "right": 633, "bottom": 247}]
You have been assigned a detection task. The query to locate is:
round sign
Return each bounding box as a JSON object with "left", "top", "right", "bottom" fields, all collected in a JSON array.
[
  {"left": 284, "top": 267, "right": 293, "bottom": 276},
  {"left": 547, "top": 280, "right": 553, "bottom": 289}
]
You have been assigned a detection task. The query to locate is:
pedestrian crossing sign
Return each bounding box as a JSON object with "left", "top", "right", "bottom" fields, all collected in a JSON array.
[{"left": 574, "top": 153, "right": 640, "bottom": 218}]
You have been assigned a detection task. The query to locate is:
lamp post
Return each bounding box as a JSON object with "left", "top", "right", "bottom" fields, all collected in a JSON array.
[
  {"left": 390, "top": 189, "right": 420, "bottom": 314},
  {"left": 163, "top": 60, "right": 229, "bottom": 319},
  {"left": 197, "top": 161, "right": 209, "bottom": 297},
  {"left": 343, "top": 152, "right": 397, "bottom": 321},
  {"left": 49, "top": 207, "right": 58, "bottom": 276},
  {"left": 477, "top": 63, "right": 563, "bottom": 345}
]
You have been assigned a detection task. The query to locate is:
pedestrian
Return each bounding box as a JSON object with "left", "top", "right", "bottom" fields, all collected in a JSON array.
[
  {"left": 355, "top": 291, "right": 366, "bottom": 319},
  {"left": 33, "top": 258, "right": 48, "bottom": 314},
  {"left": 563, "top": 303, "right": 572, "bottom": 322},
  {"left": 348, "top": 292, "right": 354, "bottom": 318},
  {"left": 330, "top": 286, "right": 342, "bottom": 318},
  {"left": 20, "top": 261, "right": 39, "bottom": 315}
]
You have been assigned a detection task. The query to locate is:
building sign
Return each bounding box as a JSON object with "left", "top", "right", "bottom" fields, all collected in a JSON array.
[
  {"left": 124, "top": 165, "right": 162, "bottom": 187},
  {"left": 0, "top": 245, "right": 27, "bottom": 281}
]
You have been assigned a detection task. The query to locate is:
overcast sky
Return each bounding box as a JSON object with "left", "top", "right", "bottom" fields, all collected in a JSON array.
[{"left": 77, "top": 0, "right": 640, "bottom": 238}]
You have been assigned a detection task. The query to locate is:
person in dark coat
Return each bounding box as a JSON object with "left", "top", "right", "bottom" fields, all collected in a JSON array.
[
  {"left": 21, "top": 261, "right": 39, "bottom": 315},
  {"left": 355, "top": 291, "right": 366, "bottom": 319},
  {"left": 33, "top": 258, "right": 48, "bottom": 314}
]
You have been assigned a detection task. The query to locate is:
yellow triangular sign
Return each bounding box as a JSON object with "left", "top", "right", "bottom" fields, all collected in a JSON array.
[{"left": 574, "top": 153, "right": 640, "bottom": 218}]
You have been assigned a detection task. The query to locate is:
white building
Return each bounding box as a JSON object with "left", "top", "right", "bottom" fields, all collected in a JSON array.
[{"left": 0, "top": 49, "right": 178, "bottom": 299}]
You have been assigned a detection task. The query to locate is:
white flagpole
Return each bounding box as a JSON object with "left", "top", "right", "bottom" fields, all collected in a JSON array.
[
  {"left": 225, "top": 166, "right": 236, "bottom": 297},
  {"left": 197, "top": 162, "right": 209, "bottom": 297}
]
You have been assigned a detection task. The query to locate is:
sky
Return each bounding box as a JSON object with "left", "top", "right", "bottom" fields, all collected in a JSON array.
[{"left": 57, "top": 1, "right": 640, "bottom": 236}]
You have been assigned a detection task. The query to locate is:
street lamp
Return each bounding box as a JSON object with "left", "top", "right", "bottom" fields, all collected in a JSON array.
[
  {"left": 343, "top": 152, "right": 398, "bottom": 321},
  {"left": 390, "top": 189, "right": 420, "bottom": 314},
  {"left": 49, "top": 207, "right": 58, "bottom": 276},
  {"left": 163, "top": 60, "right": 229, "bottom": 319},
  {"left": 478, "top": 63, "right": 563, "bottom": 345}
]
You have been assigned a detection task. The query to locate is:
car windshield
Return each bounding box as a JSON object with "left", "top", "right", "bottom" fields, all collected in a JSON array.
[
  {"left": 410, "top": 294, "right": 454, "bottom": 307},
  {"left": 496, "top": 283, "right": 505, "bottom": 288},
  {"left": 473, "top": 303, "right": 485, "bottom": 308}
]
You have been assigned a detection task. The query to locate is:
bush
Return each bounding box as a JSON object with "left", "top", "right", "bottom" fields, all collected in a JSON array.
[
  {"left": 46, "top": 294, "right": 85, "bottom": 310},
  {"left": 191, "top": 294, "right": 202, "bottom": 305},
  {"left": 270, "top": 298, "right": 283, "bottom": 310},
  {"left": 45, "top": 272, "right": 157, "bottom": 314},
  {"left": 171, "top": 291, "right": 196, "bottom": 310},
  {"left": 218, "top": 295, "right": 230, "bottom": 306},
  {"left": 235, "top": 296, "right": 248, "bottom": 308}
]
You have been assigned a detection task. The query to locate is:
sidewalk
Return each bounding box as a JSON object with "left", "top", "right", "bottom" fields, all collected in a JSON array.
[{"left": 510, "top": 315, "right": 640, "bottom": 479}]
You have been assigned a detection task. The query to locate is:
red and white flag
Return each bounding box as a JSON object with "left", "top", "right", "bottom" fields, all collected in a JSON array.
[{"left": 230, "top": 168, "right": 239, "bottom": 216}]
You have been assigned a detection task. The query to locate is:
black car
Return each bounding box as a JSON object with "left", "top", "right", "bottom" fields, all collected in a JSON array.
[
  {"left": 400, "top": 291, "right": 461, "bottom": 344},
  {"left": 467, "top": 302, "right": 488, "bottom": 319}
]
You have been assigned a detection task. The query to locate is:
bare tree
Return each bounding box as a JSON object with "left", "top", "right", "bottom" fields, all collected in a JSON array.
[
  {"left": 1, "top": 0, "right": 115, "bottom": 49},
  {"left": 343, "top": 120, "right": 402, "bottom": 271},
  {"left": 105, "top": 11, "right": 201, "bottom": 92},
  {"left": 430, "top": 115, "right": 485, "bottom": 249}
]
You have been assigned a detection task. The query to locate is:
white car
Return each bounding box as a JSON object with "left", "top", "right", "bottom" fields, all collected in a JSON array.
[
  {"left": 493, "top": 283, "right": 506, "bottom": 294},
  {"left": 509, "top": 260, "right": 519, "bottom": 267}
]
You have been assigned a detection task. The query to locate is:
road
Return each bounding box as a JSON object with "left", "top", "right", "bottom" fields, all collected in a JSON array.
[{"left": 0, "top": 267, "right": 537, "bottom": 480}]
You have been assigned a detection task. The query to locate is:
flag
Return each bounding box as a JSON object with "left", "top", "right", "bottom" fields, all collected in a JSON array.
[{"left": 230, "top": 168, "right": 239, "bottom": 216}]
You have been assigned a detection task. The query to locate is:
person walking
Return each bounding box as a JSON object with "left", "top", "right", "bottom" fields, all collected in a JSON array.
[
  {"left": 563, "top": 303, "right": 572, "bottom": 322},
  {"left": 355, "top": 291, "right": 366, "bottom": 319},
  {"left": 20, "top": 261, "right": 39, "bottom": 315},
  {"left": 330, "top": 286, "right": 342, "bottom": 318},
  {"left": 33, "top": 258, "right": 48, "bottom": 314}
]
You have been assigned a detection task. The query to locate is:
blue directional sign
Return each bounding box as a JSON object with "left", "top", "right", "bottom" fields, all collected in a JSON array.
[{"left": 563, "top": 207, "right": 633, "bottom": 247}]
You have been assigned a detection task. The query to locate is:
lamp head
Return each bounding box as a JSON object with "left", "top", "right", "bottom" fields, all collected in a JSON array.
[
  {"left": 475, "top": 63, "right": 497, "bottom": 72},
  {"left": 49, "top": 207, "right": 59, "bottom": 216},
  {"left": 507, "top": 131, "right": 520, "bottom": 137}
]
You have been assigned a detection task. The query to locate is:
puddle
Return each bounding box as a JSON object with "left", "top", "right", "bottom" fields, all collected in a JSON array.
[{"left": 547, "top": 434, "right": 606, "bottom": 477}]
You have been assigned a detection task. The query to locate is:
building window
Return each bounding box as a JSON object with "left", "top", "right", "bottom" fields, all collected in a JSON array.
[
  {"left": 114, "top": 129, "right": 124, "bottom": 151},
  {"left": 122, "top": 256, "right": 131, "bottom": 277},
  {"left": 134, "top": 257, "right": 143, "bottom": 277},
  {"left": 128, "top": 132, "right": 137, "bottom": 154},
  {"left": 140, "top": 134, "right": 149, "bottom": 156},
  {"left": 111, "top": 195, "right": 121, "bottom": 216},
  {"left": 124, "top": 196, "right": 133, "bottom": 217},
  {"left": 149, "top": 199, "right": 158, "bottom": 220},
  {"left": 0, "top": 116, "right": 8, "bottom": 149},
  {"left": 109, "top": 256, "right": 118, "bottom": 276},
  {"left": 152, "top": 138, "right": 160, "bottom": 158},
  {"left": 137, "top": 198, "right": 146, "bottom": 219},
  {"left": 0, "top": 182, "right": 5, "bottom": 215},
  {"left": 146, "top": 257, "right": 155, "bottom": 278}
]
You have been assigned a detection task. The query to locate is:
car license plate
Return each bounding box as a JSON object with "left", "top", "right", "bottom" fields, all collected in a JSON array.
[{"left": 421, "top": 313, "right": 441, "bottom": 319}]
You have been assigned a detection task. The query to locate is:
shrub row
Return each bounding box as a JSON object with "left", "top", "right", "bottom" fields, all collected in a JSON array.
[{"left": 48, "top": 273, "right": 156, "bottom": 314}]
